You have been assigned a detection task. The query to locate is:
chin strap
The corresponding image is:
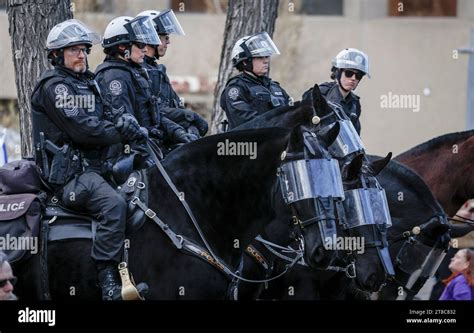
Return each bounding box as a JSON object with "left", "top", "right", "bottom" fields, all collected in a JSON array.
[{"left": 336, "top": 69, "right": 350, "bottom": 93}]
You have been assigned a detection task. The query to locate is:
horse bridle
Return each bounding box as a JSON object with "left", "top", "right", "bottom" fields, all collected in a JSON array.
[
  {"left": 388, "top": 214, "right": 449, "bottom": 298},
  {"left": 139, "top": 141, "right": 310, "bottom": 286}
]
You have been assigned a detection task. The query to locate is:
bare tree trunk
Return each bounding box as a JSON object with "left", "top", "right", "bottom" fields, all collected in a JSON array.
[
  {"left": 7, "top": 0, "right": 72, "bottom": 158},
  {"left": 210, "top": 0, "right": 279, "bottom": 134}
]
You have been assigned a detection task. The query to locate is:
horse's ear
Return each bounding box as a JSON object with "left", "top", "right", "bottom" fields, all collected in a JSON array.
[
  {"left": 318, "top": 122, "right": 340, "bottom": 147},
  {"left": 346, "top": 153, "right": 364, "bottom": 181},
  {"left": 368, "top": 152, "right": 392, "bottom": 176},
  {"left": 312, "top": 84, "right": 331, "bottom": 117},
  {"left": 287, "top": 125, "right": 304, "bottom": 153}
]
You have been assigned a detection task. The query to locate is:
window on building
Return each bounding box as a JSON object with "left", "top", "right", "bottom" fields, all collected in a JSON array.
[
  {"left": 0, "top": 0, "right": 7, "bottom": 10},
  {"left": 171, "top": 0, "right": 228, "bottom": 14},
  {"left": 389, "top": 0, "right": 457, "bottom": 16},
  {"left": 298, "top": 0, "right": 343, "bottom": 15},
  {"left": 74, "top": 0, "right": 113, "bottom": 13}
]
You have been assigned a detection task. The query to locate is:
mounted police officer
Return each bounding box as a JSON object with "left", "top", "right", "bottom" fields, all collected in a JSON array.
[
  {"left": 311, "top": 48, "right": 369, "bottom": 135},
  {"left": 95, "top": 15, "right": 191, "bottom": 153},
  {"left": 220, "top": 32, "right": 290, "bottom": 130},
  {"left": 31, "top": 19, "right": 147, "bottom": 300},
  {"left": 137, "top": 9, "right": 208, "bottom": 146}
]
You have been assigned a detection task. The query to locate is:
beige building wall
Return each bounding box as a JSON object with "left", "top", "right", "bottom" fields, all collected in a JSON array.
[{"left": 1, "top": 0, "right": 473, "bottom": 156}]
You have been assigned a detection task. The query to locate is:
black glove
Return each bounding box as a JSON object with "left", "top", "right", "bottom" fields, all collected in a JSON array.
[
  {"left": 186, "top": 110, "right": 208, "bottom": 136},
  {"left": 138, "top": 127, "right": 149, "bottom": 141},
  {"left": 173, "top": 129, "right": 199, "bottom": 143},
  {"left": 116, "top": 114, "right": 142, "bottom": 141},
  {"left": 187, "top": 126, "right": 200, "bottom": 138},
  {"left": 149, "top": 127, "right": 165, "bottom": 140}
]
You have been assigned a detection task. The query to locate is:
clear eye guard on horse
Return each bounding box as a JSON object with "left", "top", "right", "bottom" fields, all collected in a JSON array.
[
  {"left": 323, "top": 102, "right": 365, "bottom": 159},
  {"left": 340, "top": 188, "right": 392, "bottom": 229},
  {"left": 278, "top": 158, "right": 345, "bottom": 204}
]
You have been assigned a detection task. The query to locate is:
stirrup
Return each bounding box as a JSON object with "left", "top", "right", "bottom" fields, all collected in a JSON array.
[{"left": 118, "top": 262, "right": 148, "bottom": 300}]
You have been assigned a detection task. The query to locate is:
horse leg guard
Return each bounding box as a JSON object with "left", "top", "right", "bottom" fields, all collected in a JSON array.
[{"left": 118, "top": 262, "right": 148, "bottom": 300}]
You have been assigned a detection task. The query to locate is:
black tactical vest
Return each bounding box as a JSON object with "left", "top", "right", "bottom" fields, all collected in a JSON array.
[{"left": 95, "top": 60, "right": 160, "bottom": 128}]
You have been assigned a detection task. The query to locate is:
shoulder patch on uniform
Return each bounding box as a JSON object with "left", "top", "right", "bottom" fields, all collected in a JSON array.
[
  {"left": 54, "top": 84, "right": 68, "bottom": 95},
  {"left": 228, "top": 87, "right": 239, "bottom": 101},
  {"left": 109, "top": 80, "right": 123, "bottom": 96},
  {"left": 63, "top": 107, "right": 79, "bottom": 117}
]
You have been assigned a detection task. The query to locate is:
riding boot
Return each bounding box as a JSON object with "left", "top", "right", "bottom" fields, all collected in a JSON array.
[{"left": 97, "top": 263, "right": 122, "bottom": 301}]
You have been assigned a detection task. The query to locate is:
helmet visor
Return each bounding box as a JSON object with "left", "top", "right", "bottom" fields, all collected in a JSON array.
[
  {"left": 243, "top": 32, "right": 280, "bottom": 58},
  {"left": 125, "top": 16, "right": 161, "bottom": 46},
  {"left": 154, "top": 9, "right": 185, "bottom": 36},
  {"left": 47, "top": 19, "right": 101, "bottom": 49}
]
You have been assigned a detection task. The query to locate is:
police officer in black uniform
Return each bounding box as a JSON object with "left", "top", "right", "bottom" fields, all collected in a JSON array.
[
  {"left": 220, "top": 32, "right": 290, "bottom": 130},
  {"left": 95, "top": 15, "right": 192, "bottom": 153},
  {"left": 137, "top": 10, "right": 208, "bottom": 145},
  {"left": 31, "top": 19, "right": 147, "bottom": 300},
  {"left": 305, "top": 48, "right": 369, "bottom": 135}
]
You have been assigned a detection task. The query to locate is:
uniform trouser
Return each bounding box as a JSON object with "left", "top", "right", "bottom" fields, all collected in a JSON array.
[{"left": 58, "top": 171, "right": 127, "bottom": 263}]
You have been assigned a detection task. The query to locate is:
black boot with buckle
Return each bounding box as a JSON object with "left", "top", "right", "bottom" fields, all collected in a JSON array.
[{"left": 97, "top": 262, "right": 122, "bottom": 301}]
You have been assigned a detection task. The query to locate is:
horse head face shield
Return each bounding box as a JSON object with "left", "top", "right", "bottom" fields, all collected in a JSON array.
[
  {"left": 323, "top": 101, "right": 365, "bottom": 159},
  {"left": 341, "top": 188, "right": 392, "bottom": 229},
  {"left": 341, "top": 188, "right": 395, "bottom": 276},
  {"left": 278, "top": 158, "right": 344, "bottom": 241},
  {"left": 279, "top": 159, "right": 344, "bottom": 204},
  {"left": 328, "top": 120, "right": 365, "bottom": 159}
]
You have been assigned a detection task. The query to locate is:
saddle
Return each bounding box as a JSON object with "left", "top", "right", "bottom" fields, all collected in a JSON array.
[
  {"left": 0, "top": 159, "right": 149, "bottom": 301},
  {"left": 45, "top": 169, "right": 149, "bottom": 243}
]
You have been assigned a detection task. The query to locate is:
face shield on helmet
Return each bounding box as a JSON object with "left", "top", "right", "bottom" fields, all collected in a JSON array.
[
  {"left": 125, "top": 16, "right": 161, "bottom": 46},
  {"left": 332, "top": 48, "right": 370, "bottom": 78},
  {"left": 231, "top": 31, "right": 280, "bottom": 67},
  {"left": 46, "top": 19, "right": 101, "bottom": 51},
  {"left": 153, "top": 9, "right": 185, "bottom": 36}
]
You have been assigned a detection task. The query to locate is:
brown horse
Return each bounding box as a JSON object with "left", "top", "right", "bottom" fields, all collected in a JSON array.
[
  {"left": 395, "top": 130, "right": 474, "bottom": 299},
  {"left": 395, "top": 130, "right": 474, "bottom": 217}
]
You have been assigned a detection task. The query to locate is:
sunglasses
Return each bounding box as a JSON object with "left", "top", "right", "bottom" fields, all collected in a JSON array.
[
  {"left": 0, "top": 277, "right": 17, "bottom": 288},
  {"left": 343, "top": 69, "right": 364, "bottom": 80},
  {"left": 133, "top": 42, "right": 147, "bottom": 49}
]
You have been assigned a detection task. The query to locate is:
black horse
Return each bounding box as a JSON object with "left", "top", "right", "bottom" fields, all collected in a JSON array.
[
  {"left": 252, "top": 153, "right": 392, "bottom": 300},
  {"left": 14, "top": 127, "right": 300, "bottom": 300},
  {"left": 235, "top": 87, "right": 394, "bottom": 298},
  {"left": 373, "top": 158, "right": 451, "bottom": 300},
  {"left": 236, "top": 99, "right": 346, "bottom": 271}
]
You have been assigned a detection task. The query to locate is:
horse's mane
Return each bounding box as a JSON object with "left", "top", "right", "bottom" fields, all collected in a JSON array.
[
  {"left": 162, "top": 127, "right": 291, "bottom": 168},
  {"left": 383, "top": 158, "right": 444, "bottom": 214},
  {"left": 235, "top": 99, "right": 313, "bottom": 130},
  {"left": 396, "top": 130, "right": 474, "bottom": 160}
]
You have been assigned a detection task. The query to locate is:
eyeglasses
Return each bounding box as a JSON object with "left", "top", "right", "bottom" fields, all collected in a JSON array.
[
  {"left": 0, "top": 277, "right": 17, "bottom": 288},
  {"left": 133, "top": 42, "right": 147, "bottom": 49},
  {"left": 68, "top": 46, "right": 91, "bottom": 56},
  {"left": 343, "top": 69, "right": 364, "bottom": 80}
]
